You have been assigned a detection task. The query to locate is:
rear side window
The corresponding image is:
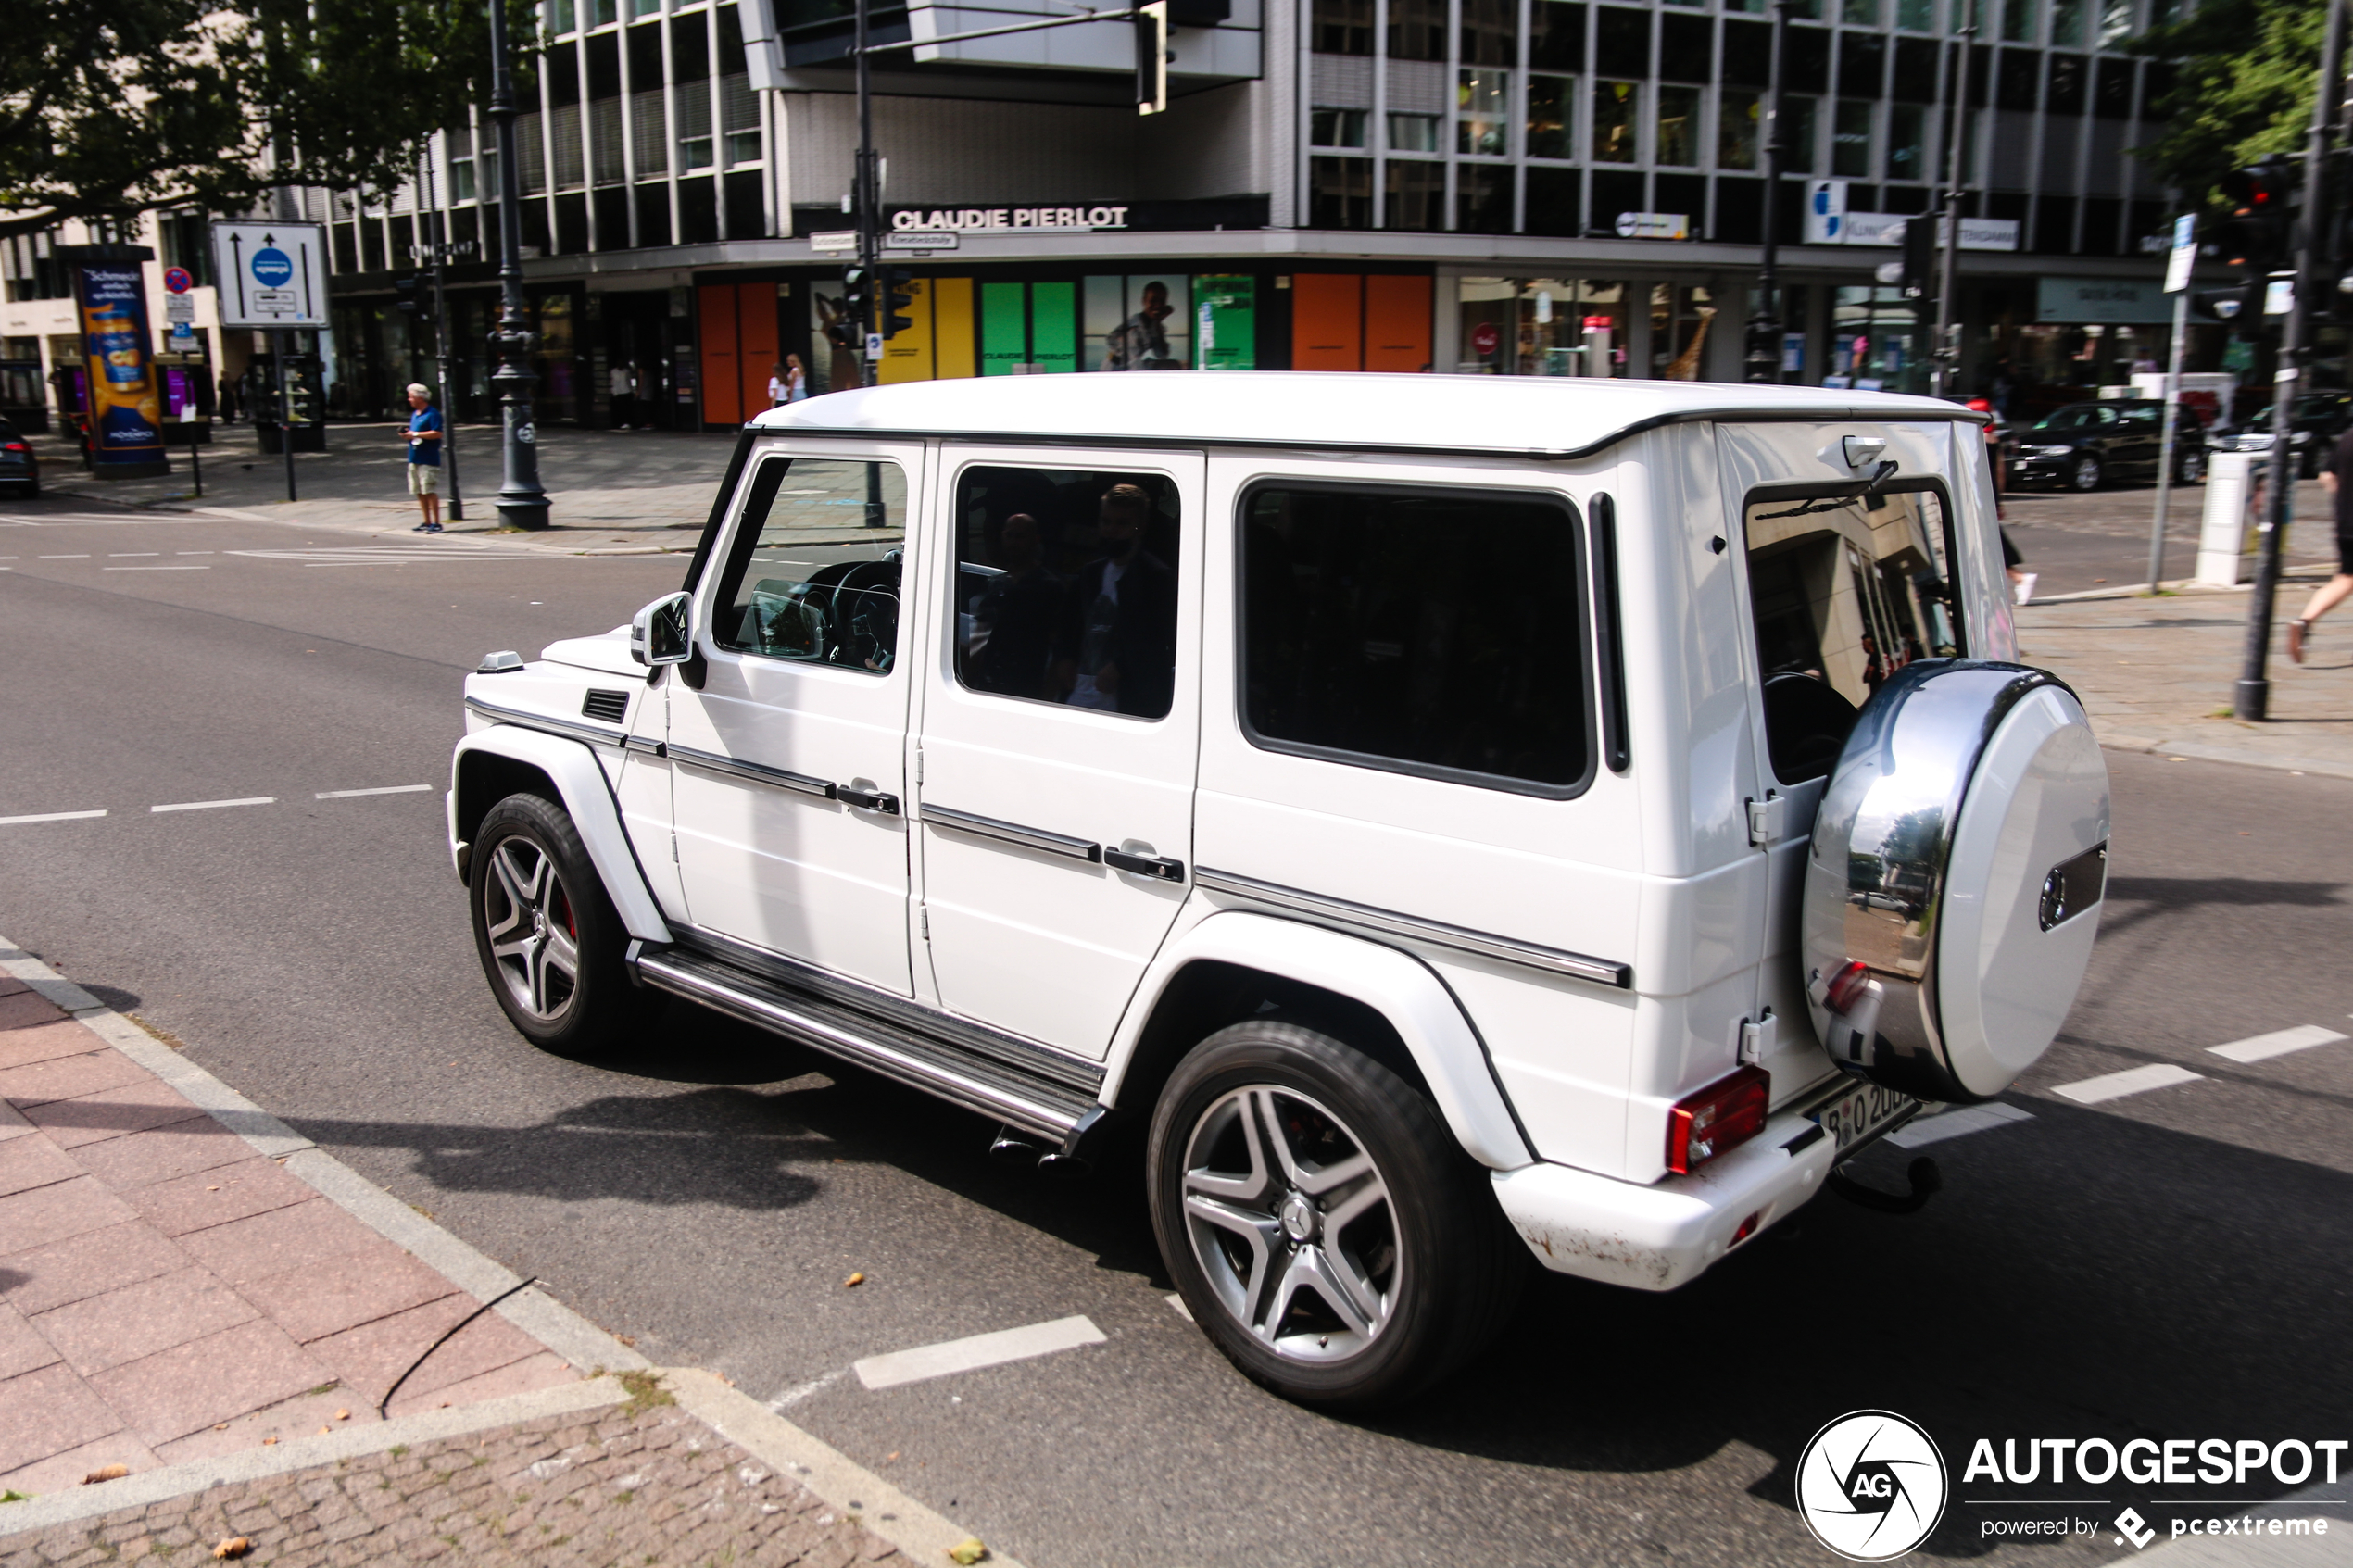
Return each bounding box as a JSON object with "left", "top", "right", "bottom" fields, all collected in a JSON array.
[
  {"left": 1239, "top": 483, "right": 1592, "bottom": 796},
  {"left": 1744, "top": 482, "right": 1962, "bottom": 784}
]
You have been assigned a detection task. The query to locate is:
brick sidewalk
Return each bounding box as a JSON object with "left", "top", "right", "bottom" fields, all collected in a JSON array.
[
  {"left": 2016, "top": 579, "right": 2353, "bottom": 779},
  {"left": 0, "top": 977, "right": 577, "bottom": 1496},
  {"left": 3, "top": 1394, "right": 911, "bottom": 1568}
]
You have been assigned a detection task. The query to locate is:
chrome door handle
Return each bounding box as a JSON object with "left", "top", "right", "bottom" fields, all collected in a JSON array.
[
  {"left": 837, "top": 785, "right": 900, "bottom": 815},
  {"left": 1102, "top": 847, "right": 1186, "bottom": 882}
]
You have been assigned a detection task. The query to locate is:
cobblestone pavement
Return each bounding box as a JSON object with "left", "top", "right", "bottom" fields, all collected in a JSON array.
[{"left": 0, "top": 1399, "right": 910, "bottom": 1568}]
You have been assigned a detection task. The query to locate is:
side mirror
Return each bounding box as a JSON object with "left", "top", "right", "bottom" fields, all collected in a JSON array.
[{"left": 630, "top": 591, "right": 693, "bottom": 666}]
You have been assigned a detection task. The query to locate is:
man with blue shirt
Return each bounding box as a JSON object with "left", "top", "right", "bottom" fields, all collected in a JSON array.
[{"left": 405, "top": 383, "right": 444, "bottom": 533}]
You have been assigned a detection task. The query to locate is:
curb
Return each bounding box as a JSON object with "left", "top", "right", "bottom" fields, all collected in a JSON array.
[
  {"left": 2098, "top": 736, "right": 2353, "bottom": 783},
  {"left": 0, "top": 1378, "right": 632, "bottom": 1537},
  {"left": 0, "top": 935, "right": 1016, "bottom": 1568}
]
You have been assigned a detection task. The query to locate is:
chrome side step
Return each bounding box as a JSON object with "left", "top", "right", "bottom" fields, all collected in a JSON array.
[{"left": 628, "top": 944, "right": 1101, "bottom": 1142}]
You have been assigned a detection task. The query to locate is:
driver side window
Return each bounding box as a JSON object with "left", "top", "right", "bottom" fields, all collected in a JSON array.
[
  {"left": 711, "top": 457, "right": 907, "bottom": 674},
  {"left": 1743, "top": 484, "right": 1963, "bottom": 784}
]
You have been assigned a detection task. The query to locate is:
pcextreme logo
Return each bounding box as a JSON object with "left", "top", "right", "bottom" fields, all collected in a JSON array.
[{"left": 1795, "top": 1411, "right": 1950, "bottom": 1562}]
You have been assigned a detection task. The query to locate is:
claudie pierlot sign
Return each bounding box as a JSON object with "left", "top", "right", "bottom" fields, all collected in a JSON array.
[{"left": 891, "top": 207, "right": 1133, "bottom": 233}]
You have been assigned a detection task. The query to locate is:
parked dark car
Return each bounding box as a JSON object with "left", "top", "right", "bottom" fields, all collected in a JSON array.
[
  {"left": 2206, "top": 391, "right": 2353, "bottom": 479},
  {"left": 0, "top": 420, "right": 37, "bottom": 498},
  {"left": 2007, "top": 399, "right": 2206, "bottom": 491}
]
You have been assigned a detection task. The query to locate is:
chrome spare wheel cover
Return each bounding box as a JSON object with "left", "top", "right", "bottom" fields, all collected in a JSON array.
[
  {"left": 484, "top": 837, "right": 581, "bottom": 1021},
  {"left": 1801, "top": 660, "right": 2110, "bottom": 1104},
  {"left": 1180, "top": 1085, "right": 1401, "bottom": 1363}
]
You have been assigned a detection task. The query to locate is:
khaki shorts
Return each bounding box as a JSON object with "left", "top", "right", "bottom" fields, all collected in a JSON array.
[{"left": 407, "top": 464, "right": 441, "bottom": 495}]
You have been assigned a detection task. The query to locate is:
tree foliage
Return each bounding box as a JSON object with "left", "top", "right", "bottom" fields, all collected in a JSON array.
[
  {"left": 0, "top": 0, "right": 538, "bottom": 240},
  {"left": 2134, "top": 0, "right": 2329, "bottom": 210}
]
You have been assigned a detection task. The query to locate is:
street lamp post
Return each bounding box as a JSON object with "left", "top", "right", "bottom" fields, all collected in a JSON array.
[
  {"left": 486, "top": 0, "right": 549, "bottom": 530},
  {"left": 1931, "top": 22, "right": 1977, "bottom": 399},
  {"left": 418, "top": 146, "right": 465, "bottom": 523},
  {"left": 1743, "top": 0, "right": 1790, "bottom": 383}
]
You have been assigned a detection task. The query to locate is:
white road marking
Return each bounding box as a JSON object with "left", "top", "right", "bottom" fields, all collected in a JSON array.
[
  {"left": 2052, "top": 1063, "right": 2206, "bottom": 1104},
  {"left": 765, "top": 1369, "right": 848, "bottom": 1410},
  {"left": 853, "top": 1315, "right": 1106, "bottom": 1391},
  {"left": 1884, "top": 1101, "right": 2035, "bottom": 1148},
  {"left": 108, "top": 552, "right": 160, "bottom": 558},
  {"left": 0, "top": 809, "right": 107, "bottom": 826},
  {"left": 150, "top": 797, "right": 275, "bottom": 813},
  {"left": 1164, "top": 1294, "right": 1193, "bottom": 1323},
  {"left": 176, "top": 551, "right": 214, "bottom": 556},
  {"left": 105, "top": 564, "right": 208, "bottom": 571},
  {"left": 316, "top": 784, "right": 434, "bottom": 799},
  {"left": 2208, "top": 1024, "right": 2347, "bottom": 1063},
  {"left": 38, "top": 554, "right": 89, "bottom": 558}
]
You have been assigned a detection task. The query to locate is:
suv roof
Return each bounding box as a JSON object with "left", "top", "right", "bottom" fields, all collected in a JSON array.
[{"left": 752, "top": 373, "right": 1979, "bottom": 461}]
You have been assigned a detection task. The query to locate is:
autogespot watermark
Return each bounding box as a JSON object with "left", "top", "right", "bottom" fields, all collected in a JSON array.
[{"left": 1797, "top": 1412, "right": 2347, "bottom": 1559}]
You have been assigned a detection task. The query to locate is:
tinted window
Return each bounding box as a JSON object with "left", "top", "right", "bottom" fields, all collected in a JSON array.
[
  {"left": 952, "top": 465, "right": 1183, "bottom": 721},
  {"left": 1240, "top": 485, "right": 1592, "bottom": 795},
  {"left": 711, "top": 457, "right": 906, "bottom": 673},
  {"left": 1744, "top": 484, "right": 1961, "bottom": 784}
]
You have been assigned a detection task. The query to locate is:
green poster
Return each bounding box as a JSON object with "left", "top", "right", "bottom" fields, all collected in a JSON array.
[
  {"left": 981, "top": 282, "right": 1028, "bottom": 375},
  {"left": 1196, "top": 274, "right": 1254, "bottom": 370},
  {"left": 1031, "top": 281, "right": 1078, "bottom": 372}
]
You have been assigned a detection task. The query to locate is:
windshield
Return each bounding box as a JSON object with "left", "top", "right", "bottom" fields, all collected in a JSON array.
[{"left": 2032, "top": 406, "right": 2108, "bottom": 432}]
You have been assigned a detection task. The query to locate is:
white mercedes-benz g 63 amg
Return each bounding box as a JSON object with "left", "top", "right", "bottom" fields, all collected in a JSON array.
[{"left": 448, "top": 373, "right": 2108, "bottom": 1409}]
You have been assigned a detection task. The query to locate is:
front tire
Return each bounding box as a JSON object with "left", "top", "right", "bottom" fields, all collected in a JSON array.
[
  {"left": 1148, "top": 1021, "right": 1524, "bottom": 1411},
  {"left": 2068, "top": 453, "right": 2103, "bottom": 491},
  {"left": 2176, "top": 446, "right": 2206, "bottom": 484},
  {"left": 469, "top": 792, "right": 657, "bottom": 1057}
]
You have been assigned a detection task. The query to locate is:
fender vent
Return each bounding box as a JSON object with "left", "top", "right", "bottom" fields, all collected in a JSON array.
[{"left": 581, "top": 689, "right": 630, "bottom": 724}]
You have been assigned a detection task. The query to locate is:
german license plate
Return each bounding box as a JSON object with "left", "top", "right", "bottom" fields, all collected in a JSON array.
[{"left": 1811, "top": 1080, "right": 1919, "bottom": 1155}]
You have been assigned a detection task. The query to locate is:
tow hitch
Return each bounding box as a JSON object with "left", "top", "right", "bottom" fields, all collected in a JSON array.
[{"left": 1826, "top": 1156, "right": 1943, "bottom": 1215}]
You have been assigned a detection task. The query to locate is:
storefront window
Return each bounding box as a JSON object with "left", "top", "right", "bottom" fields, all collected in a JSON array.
[
  {"left": 1593, "top": 80, "right": 1640, "bottom": 163},
  {"left": 1085, "top": 275, "right": 1193, "bottom": 370},
  {"left": 1828, "top": 285, "right": 1928, "bottom": 394},
  {"left": 1650, "top": 283, "right": 1716, "bottom": 380},
  {"left": 1459, "top": 279, "right": 1630, "bottom": 377},
  {"left": 1528, "top": 74, "right": 1574, "bottom": 158}
]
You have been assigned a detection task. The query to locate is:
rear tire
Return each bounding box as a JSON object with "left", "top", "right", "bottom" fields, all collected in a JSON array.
[
  {"left": 2176, "top": 447, "right": 2206, "bottom": 484},
  {"left": 1148, "top": 1021, "right": 1524, "bottom": 1411},
  {"left": 469, "top": 792, "right": 659, "bottom": 1057},
  {"left": 2068, "top": 454, "right": 2103, "bottom": 491}
]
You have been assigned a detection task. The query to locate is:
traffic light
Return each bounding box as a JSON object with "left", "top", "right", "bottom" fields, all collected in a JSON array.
[
  {"left": 1134, "top": 0, "right": 1168, "bottom": 115},
  {"left": 841, "top": 265, "right": 873, "bottom": 333},
  {"left": 2196, "top": 155, "right": 2298, "bottom": 340},
  {"left": 1898, "top": 213, "right": 1937, "bottom": 304},
  {"left": 396, "top": 275, "right": 423, "bottom": 320},
  {"left": 881, "top": 268, "right": 916, "bottom": 339}
]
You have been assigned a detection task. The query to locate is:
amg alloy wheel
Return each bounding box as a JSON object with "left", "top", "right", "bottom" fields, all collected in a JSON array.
[
  {"left": 469, "top": 792, "right": 657, "bottom": 1056},
  {"left": 1149, "top": 1021, "right": 1523, "bottom": 1410}
]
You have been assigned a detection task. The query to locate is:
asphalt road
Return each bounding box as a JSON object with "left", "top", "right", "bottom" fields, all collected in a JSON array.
[
  {"left": 2001, "top": 471, "right": 2341, "bottom": 598},
  {"left": 4, "top": 496, "right": 2349, "bottom": 1567}
]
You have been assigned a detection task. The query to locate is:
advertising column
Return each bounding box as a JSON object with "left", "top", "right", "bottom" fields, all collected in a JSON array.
[{"left": 62, "top": 245, "right": 170, "bottom": 480}]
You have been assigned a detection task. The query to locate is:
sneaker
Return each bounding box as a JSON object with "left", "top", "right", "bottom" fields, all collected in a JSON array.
[
  {"left": 2013, "top": 572, "right": 2038, "bottom": 607},
  {"left": 423, "top": 521, "right": 444, "bottom": 533},
  {"left": 411, "top": 521, "right": 434, "bottom": 533}
]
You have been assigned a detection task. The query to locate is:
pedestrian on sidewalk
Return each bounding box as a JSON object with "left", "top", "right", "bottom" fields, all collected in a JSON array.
[
  {"left": 767, "top": 360, "right": 789, "bottom": 409},
  {"left": 2287, "top": 425, "right": 2353, "bottom": 662},
  {"left": 610, "top": 360, "right": 635, "bottom": 430},
  {"left": 404, "top": 383, "right": 444, "bottom": 533},
  {"left": 785, "top": 352, "right": 808, "bottom": 402}
]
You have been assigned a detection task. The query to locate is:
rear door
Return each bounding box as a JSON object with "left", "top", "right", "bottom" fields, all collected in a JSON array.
[{"left": 913, "top": 446, "right": 1205, "bottom": 1056}]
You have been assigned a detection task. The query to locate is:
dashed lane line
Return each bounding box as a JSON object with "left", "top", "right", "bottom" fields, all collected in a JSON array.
[
  {"left": 2208, "top": 1024, "right": 2347, "bottom": 1063},
  {"left": 1884, "top": 1101, "right": 2036, "bottom": 1148},
  {"left": 106, "top": 564, "right": 208, "bottom": 571},
  {"left": 0, "top": 809, "right": 107, "bottom": 827},
  {"left": 853, "top": 1315, "right": 1106, "bottom": 1391},
  {"left": 2052, "top": 1063, "right": 2206, "bottom": 1104},
  {"left": 316, "top": 784, "right": 434, "bottom": 798},
  {"left": 150, "top": 797, "right": 276, "bottom": 813}
]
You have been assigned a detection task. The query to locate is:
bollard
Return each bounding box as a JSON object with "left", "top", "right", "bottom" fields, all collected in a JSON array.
[{"left": 2196, "top": 450, "right": 2256, "bottom": 586}]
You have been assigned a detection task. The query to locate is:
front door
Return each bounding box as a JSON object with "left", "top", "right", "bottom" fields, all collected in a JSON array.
[
  {"left": 914, "top": 448, "right": 1204, "bottom": 1056},
  {"left": 670, "top": 444, "right": 921, "bottom": 995}
]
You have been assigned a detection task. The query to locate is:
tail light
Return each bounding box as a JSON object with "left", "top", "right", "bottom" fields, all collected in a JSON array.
[
  {"left": 1667, "top": 1065, "right": 1770, "bottom": 1175},
  {"left": 1, "top": 442, "right": 27, "bottom": 453},
  {"left": 1823, "top": 960, "right": 1873, "bottom": 1014}
]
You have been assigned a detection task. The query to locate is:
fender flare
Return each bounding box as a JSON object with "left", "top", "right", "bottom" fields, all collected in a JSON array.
[
  {"left": 1108, "top": 909, "right": 1535, "bottom": 1171},
  {"left": 449, "top": 725, "right": 673, "bottom": 945}
]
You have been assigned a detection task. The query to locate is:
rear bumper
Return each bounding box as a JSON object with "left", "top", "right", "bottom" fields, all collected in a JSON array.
[{"left": 1490, "top": 1105, "right": 1843, "bottom": 1291}]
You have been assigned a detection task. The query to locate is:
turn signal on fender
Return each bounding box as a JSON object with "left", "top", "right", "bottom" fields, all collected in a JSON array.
[
  {"left": 1667, "top": 1066, "right": 1771, "bottom": 1174},
  {"left": 1823, "top": 960, "right": 1874, "bottom": 1014}
]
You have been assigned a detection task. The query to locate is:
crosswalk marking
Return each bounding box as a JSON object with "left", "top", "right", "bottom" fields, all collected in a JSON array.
[
  {"left": 2052, "top": 1063, "right": 2205, "bottom": 1104},
  {"left": 2208, "top": 1024, "right": 2347, "bottom": 1063},
  {"left": 853, "top": 1315, "right": 1105, "bottom": 1390}
]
